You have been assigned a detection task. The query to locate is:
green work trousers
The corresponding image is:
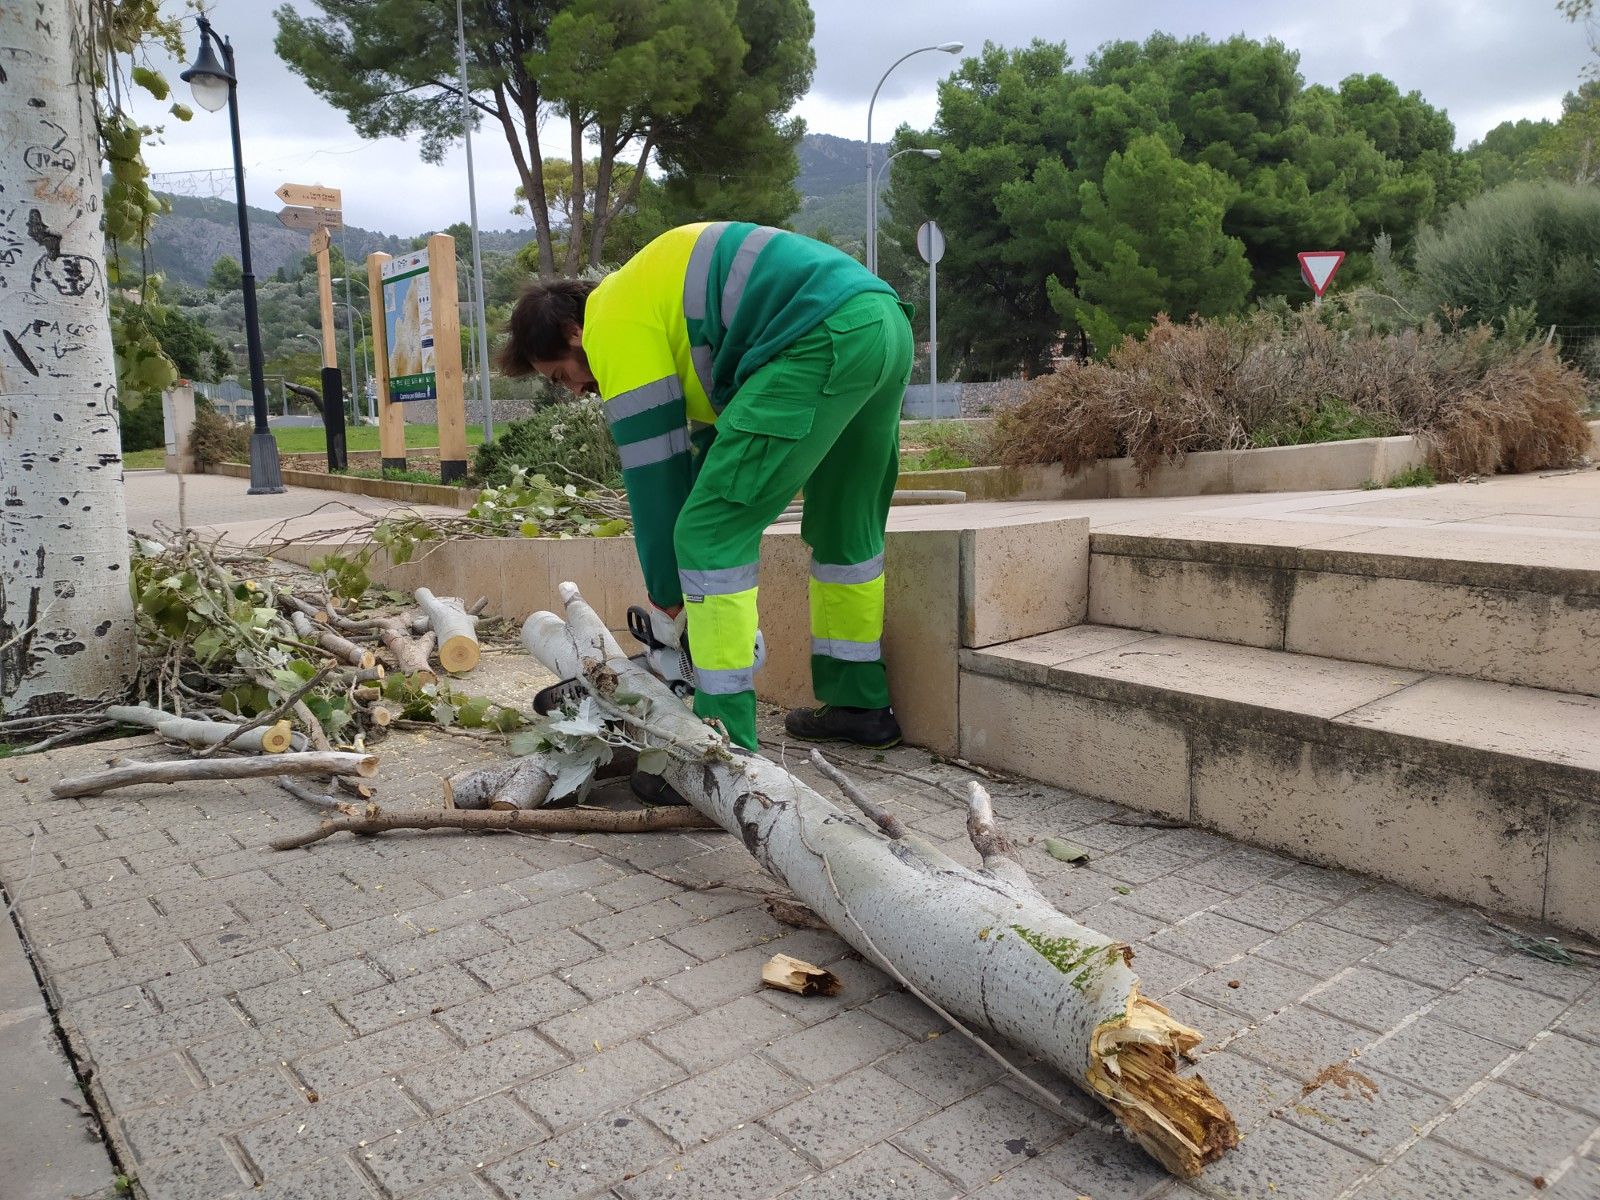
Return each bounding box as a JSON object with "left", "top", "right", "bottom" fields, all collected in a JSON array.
[{"left": 674, "top": 291, "right": 913, "bottom": 750}]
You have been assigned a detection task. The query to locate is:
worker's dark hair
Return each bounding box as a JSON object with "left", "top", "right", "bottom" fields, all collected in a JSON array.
[{"left": 497, "top": 276, "right": 598, "bottom": 377}]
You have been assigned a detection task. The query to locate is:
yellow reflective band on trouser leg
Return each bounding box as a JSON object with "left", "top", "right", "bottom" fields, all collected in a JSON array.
[
  {"left": 681, "top": 583, "right": 760, "bottom": 695},
  {"left": 808, "top": 558, "right": 885, "bottom": 664}
]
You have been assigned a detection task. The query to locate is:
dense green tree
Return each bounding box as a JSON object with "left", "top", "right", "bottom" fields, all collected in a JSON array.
[
  {"left": 885, "top": 33, "right": 1472, "bottom": 376},
  {"left": 274, "top": 0, "right": 812, "bottom": 276},
  {"left": 208, "top": 254, "right": 242, "bottom": 291},
  {"left": 1465, "top": 119, "right": 1554, "bottom": 188},
  {"left": 1530, "top": 82, "right": 1600, "bottom": 184},
  {"left": 881, "top": 40, "right": 1079, "bottom": 379},
  {"left": 1059, "top": 135, "right": 1252, "bottom": 353}
]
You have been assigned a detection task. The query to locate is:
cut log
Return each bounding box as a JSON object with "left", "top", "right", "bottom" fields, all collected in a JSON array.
[
  {"left": 762, "top": 953, "right": 842, "bottom": 996},
  {"left": 52, "top": 751, "right": 379, "bottom": 799},
  {"left": 521, "top": 585, "right": 1237, "bottom": 1179},
  {"left": 444, "top": 757, "right": 561, "bottom": 811},
  {"left": 271, "top": 803, "right": 718, "bottom": 851},
  {"left": 106, "top": 705, "right": 303, "bottom": 754},
  {"left": 444, "top": 761, "right": 521, "bottom": 809},
  {"left": 378, "top": 622, "right": 436, "bottom": 683},
  {"left": 415, "top": 588, "right": 480, "bottom": 674},
  {"left": 291, "top": 610, "right": 376, "bottom": 668},
  {"left": 489, "top": 759, "right": 556, "bottom": 810},
  {"left": 367, "top": 701, "right": 403, "bottom": 728}
]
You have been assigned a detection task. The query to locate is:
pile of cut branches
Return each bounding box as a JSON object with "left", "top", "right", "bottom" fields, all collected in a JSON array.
[{"left": 2, "top": 528, "right": 521, "bottom": 757}]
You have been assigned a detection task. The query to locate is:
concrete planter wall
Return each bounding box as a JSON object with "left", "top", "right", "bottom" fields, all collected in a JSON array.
[
  {"left": 274, "top": 510, "right": 1090, "bottom": 755},
  {"left": 898, "top": 432, "right": 1430, "bottom": 501},
  {"left": 212, "top": 461, "right": 479, "bottom": 509}
]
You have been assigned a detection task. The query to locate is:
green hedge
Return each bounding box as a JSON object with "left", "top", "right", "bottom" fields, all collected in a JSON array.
[{"left": 472, "top": 401, "right": 621, "bottom": 490}]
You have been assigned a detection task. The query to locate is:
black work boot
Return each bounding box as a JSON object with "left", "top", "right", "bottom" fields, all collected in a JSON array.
[
  {"left": 784, "top": 705, "right": 903, "bottom": 749},
  {"left": 630, "top": 770, "right": 690, "bottom": 807}
]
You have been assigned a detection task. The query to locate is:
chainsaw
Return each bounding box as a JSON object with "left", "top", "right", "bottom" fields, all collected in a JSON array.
[{"left": 532, "top": 605, "right": 763, "bottom": 715}]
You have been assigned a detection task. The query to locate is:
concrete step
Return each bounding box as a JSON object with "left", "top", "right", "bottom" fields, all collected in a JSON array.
[
  {"left": 1086, "top": 520, "right": 1600, "bottom": 696},
  {"left": 958, "top": 625, "right": 1600, "bottom": 937}
]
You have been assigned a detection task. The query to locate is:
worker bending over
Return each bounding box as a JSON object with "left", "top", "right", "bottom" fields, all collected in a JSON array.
[{"left": 498, "top": 222, "right": 912, "bottom": 754}]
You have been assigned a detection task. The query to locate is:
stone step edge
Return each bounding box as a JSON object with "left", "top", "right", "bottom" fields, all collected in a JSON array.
[
  {"left": 959, "top": 639, "right": 1598, "bottom": 798},
  {"left": 1088, "top": 530, "right": 1600, "bottom": 598}
]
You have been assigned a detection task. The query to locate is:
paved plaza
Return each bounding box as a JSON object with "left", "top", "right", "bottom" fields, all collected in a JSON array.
[{"left": 2, "top": 701, "right": 1597, "bottom": 1200}]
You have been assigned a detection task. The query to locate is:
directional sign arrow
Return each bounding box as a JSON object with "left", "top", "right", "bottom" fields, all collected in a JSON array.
[
  {"left": 276, "top": 181, "right": 342, "bottom": 209},
  {"left": 278, "top": 205, "right": 343, "bottom": 232}
]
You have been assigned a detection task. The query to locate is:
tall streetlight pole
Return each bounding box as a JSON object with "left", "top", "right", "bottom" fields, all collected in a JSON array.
[
  {"left": 874, "top": 147, "right": 940, "bottom": 267},
  {"left": 333, "top": 258, "right": 360, "bottom": 424},
  {"left": 181, "top": 14, "right": 284, "bottom": 494},
  {"left": 456, "top": 0, "right": 494, "bottom": 444},
  {"left": 866, "top": 41, "right": 961, "bottom": 276},
  {"left": 332, "top": 279, "right": 368, "bottom": 421}
]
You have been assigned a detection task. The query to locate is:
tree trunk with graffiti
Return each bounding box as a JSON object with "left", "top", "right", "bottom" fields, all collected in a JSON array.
[{"left": 0, "top": 0, "right": 135, "bottom": 715}]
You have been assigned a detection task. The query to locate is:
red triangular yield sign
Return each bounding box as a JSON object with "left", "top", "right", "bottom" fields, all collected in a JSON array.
[{"left": 1297, "top": 251, "right": 1345, "bottom": 297}]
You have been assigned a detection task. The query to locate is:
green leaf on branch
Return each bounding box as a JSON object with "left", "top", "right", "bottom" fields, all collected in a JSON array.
[
  {"left": 636, "top": 747, "right": 670, "bottom": 775},
  {"left": 131, "top": 66, "right": 169, "bottom": 100}
]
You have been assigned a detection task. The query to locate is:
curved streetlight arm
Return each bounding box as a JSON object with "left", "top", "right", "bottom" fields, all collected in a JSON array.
[{"left": 866, "top": 43, "right": 961, "bottom": 275}]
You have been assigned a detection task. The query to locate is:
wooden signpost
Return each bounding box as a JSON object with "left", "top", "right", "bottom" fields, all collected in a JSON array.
[{"left": 278, "top": 183, "right": 346, "bottom": 469}]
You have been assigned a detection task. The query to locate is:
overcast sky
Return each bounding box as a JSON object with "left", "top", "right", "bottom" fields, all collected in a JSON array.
[{"left": 133, "top": 0, "right": 1593, "bottom": 236}]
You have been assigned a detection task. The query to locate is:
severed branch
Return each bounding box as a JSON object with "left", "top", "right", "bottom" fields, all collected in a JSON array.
[
  {"left": 52, "top": 751, "right": 378, "bottom": 799},
  {"left": 965, "top": 780, "right": 1037, "bottom": 894},
  {"left": 809, "top": 750, "right": 907, "bottom": 839},
  {"left": 378, "top": 621, "right": 437, "bottom": 683},
  {"left": 270, "top": 803, "right": 718, "bottom": 851},
  {"left": 290, "top": 610, "right": 375, "bottom": 669},
  {"left": 105, "top": 705, "right": 302, "bottom": 755}
]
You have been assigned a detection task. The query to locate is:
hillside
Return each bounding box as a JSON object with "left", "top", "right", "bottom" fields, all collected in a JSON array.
[
  {"left": 142, "top": 191, "right": 534, "bottom": 287},
  {"left": 793, "top": 132, "right": 869, "bottom": 240},
  {"left": 138, "top": 137, "right": 872, "bottom": 283}
]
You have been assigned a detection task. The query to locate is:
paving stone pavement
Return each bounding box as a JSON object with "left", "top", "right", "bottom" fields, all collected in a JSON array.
[{"left": 1, "top": 720, "right": 1596, "bottom": 1200}]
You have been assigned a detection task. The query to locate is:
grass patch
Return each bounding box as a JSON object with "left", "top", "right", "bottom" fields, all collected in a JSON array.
[
  {"left": 333, "top": 466, "right": 464, "bottom": 487},
  {"left": 274, "top": 423, "right": 488, "bottom": 455},
  {"left": 124, "top": 448, "right": 165, "bottom": 470},
  {"left": 1248, "top": 398, "right": 1401, "bottom": 448},
  {"left": 1363, "top": 464, "right": 1438, "bottom": 490},
  {"left": 900, "top": 420, "right": 999, "bottom": 472}
]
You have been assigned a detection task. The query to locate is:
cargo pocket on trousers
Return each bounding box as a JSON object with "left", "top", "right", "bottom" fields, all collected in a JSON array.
[
  {"left": 822, "top": 305, "right": 889, "bottom": 396},
  {"left": 715, "top": 399, "right": 815, "bottom": 506}
]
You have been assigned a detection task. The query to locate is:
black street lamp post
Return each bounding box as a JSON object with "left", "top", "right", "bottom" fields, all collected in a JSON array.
[{"left": 182, "top": 15, "right": 284, "bottom": 494}]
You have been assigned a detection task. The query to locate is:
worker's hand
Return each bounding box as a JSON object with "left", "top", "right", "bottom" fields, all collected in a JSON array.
[{"left": 647, "top": 602, "right": 688, "bottom": 650}]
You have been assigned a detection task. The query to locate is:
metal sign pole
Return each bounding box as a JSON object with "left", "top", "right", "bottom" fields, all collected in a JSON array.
[{"left": 929, "top": 252, "right": 938, "bottom": 413}]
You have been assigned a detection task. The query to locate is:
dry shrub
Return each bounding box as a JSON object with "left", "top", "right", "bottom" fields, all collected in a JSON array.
[
  {"left": 995, "top": 310, "right": 1593, "bottom": 482},
  {"left": 189, "top": 407, "right": 249, "bottom": 472}
]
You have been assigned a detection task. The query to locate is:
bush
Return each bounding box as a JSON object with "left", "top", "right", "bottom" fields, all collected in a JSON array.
[
  {"left": 1413, "top": 181, "right": 1600, "bottom": 331},
  {"left": 472, "top": 400, "right": 621, "bottom": 489},
  {"left": 994, "top": 309, "right": 1594, "bottom": 482},
  {"left": 119, "top": 397, "right": 165, "bottom": 453},
  {"left": 189, "top": 407, "right": 249, "bottom": 472}
]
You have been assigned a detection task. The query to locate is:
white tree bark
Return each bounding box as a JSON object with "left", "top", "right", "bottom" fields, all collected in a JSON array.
[
  {"left": 0, "top": 0, "right": 136, "bottom": 715},
  {"left": 522, "top": 587, "right": 1238, "bottom": 1178},
  {"left": 414, "top": 588, "right": 479, "bottom": 674}
]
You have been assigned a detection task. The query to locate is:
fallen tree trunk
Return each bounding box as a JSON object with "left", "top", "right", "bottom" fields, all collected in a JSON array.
[
  {"left": 270, "top": 802, "right": 718, "bottom": 850},
  {"left": 52, "top": 751, "right": 379, "bottom": 799},
  {"left": 105, "top": 705, "right": 303, "bottom": 754},
  {"left": 522, "top": 585, "right": 1237, "bottom": 1178},
  {"left": 415, "top": 588, "right": 480, "bottom": 674}
]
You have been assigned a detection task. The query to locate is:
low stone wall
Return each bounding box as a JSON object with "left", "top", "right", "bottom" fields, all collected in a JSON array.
[
  {"left": 899, "top": 431, "right": 1436, "bottom": 500},
  {"left": 273, "top": 509, "right": 1090, "bottom": 756},
  {"left": 211, "top": 461, "right": 478, "bottom": 508}
]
